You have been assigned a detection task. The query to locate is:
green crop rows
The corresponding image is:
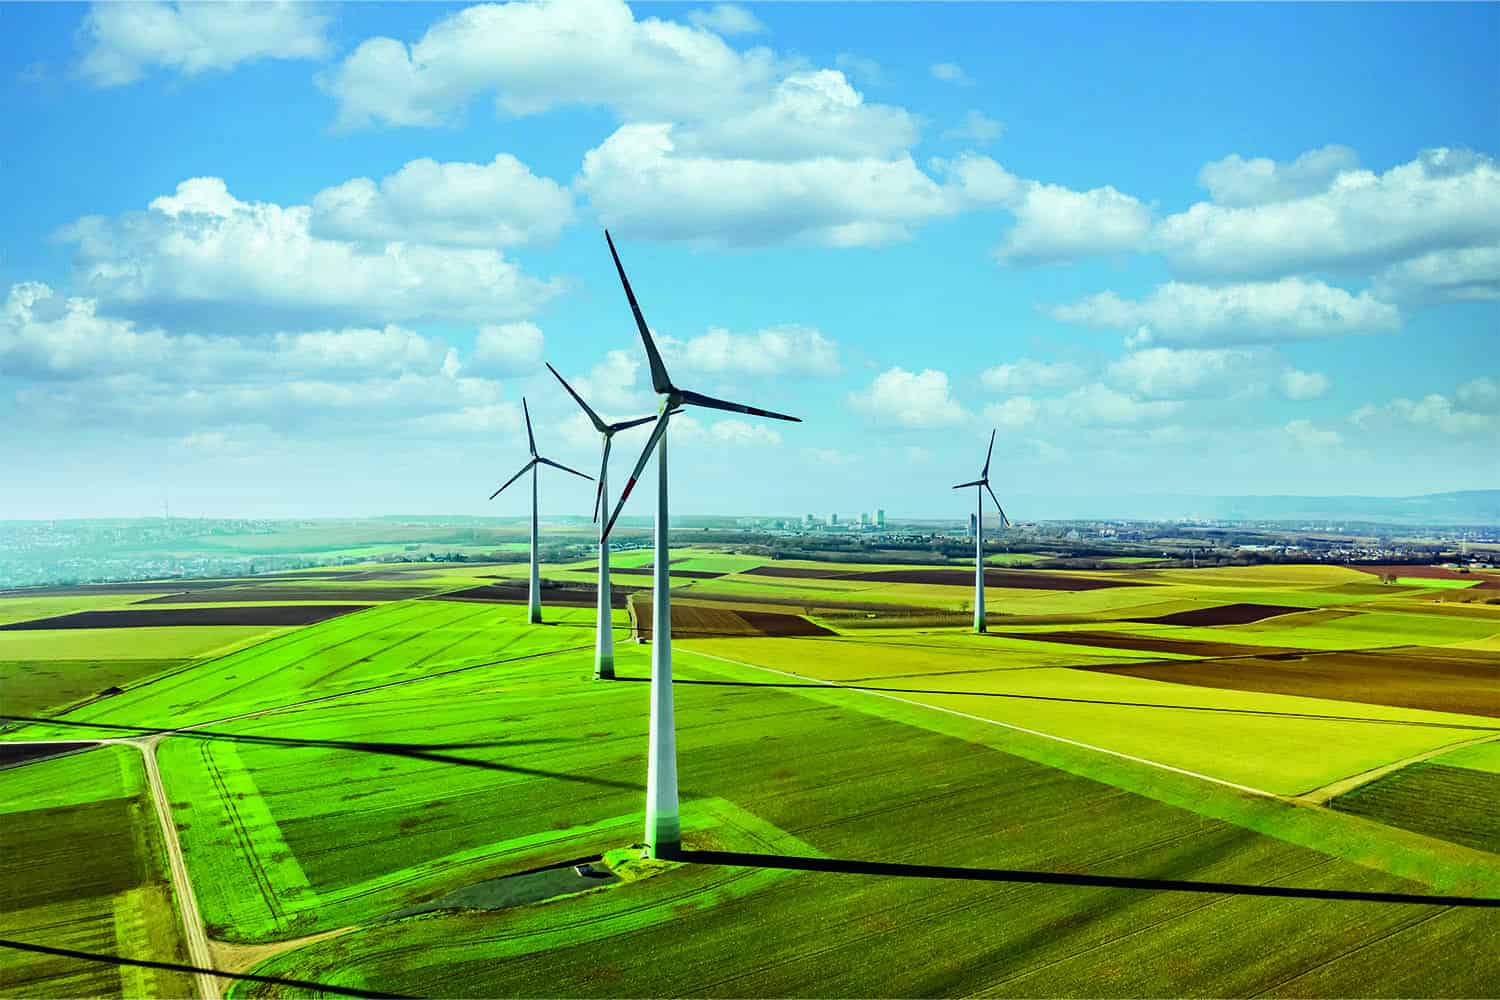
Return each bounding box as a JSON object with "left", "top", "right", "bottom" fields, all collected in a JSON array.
[{"left": 0, "top": 747, "right": 194, "bottom": 997}]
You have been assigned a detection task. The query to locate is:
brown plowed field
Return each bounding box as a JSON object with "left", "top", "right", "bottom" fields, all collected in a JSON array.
[
  {"left": 1128, "top": 603, "right": 1308, "bottom": 627},
  {"left": 1079, "top": 646, "right": 1500, "bottom": 717},
  {"left": 438, "top": 582, "right": 643, "bottom": 609},
  {"left": 633, "top": 599, "right": 833, "bottom": 640},
  {"left": 134, "top": 586, "right": 435, "bottom": 603},
  {"left": 1351, "top": 564, "right": 1494, "bottom": 582},
  {"left": 742, "top": 565, "right": 855, "bottom": 579},
  {"left": 0, "top": 742, "right": 99, "bottom": 767},
  {"left": 675, "top": 591, "right": 929, "bottom": 614},
  {"left": 992, "top": 630, "right": 1303, "bottom": 658},
  {"left": 843, "top": 569, "right": 1148, "bottom": 591},
  {"left": 0, "top": 605, "right": 365, "bottom": 630}
]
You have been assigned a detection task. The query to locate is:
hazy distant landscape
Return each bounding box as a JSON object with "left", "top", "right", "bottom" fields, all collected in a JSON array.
[{"left": 5, "top": 490, "right": 1496, "bottom": 591}]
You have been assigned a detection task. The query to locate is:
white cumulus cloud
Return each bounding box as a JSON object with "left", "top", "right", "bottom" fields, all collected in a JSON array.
[
  {"left": 320, "top": 0, "right": 781, "bottom": 130},
  {"left": 578, "top": 123, "right": 954, "bottom": 247},
  {"left": 997, "top": 181, "right": 1152, "bottom": 264},
  {"left": 850, "top": 367, "right": 966, "bottom": 429},
  {"left": 1371, "top": 244, "right": 1500, "bottom": 304},
  {"left": 1155, "top": 148, "right": 1500, "bottom": 280},
  {"left": 930, "top": 62, "right": 973, "bottom": 86},
  {"left": 1107, "top": 347, "right": 1261, "bottom": 399},
  {"left": 686, "top": 4, "right": 766, "bottom": 36},
  {"left": 1197, "top": 145, "right": 1360, "bottom": 207},
  {"left": 1279, "top": 368, "right": 1331, "bottom": 401},
  {"left": 1047, "top": 384, "right": 1183, "bottom": 426},
  {"left": 1051, "top": 278, "right": 1401, "bottom": 345},
  {"left": 471, "top": 322, "right": 545, "bottom": 374},
  {"left": 78, "top": 0, "right": 330, "bottom": 87},
  {"left": 662, "top": 324, "right": 840, "bottom": 376},
  {"left": 57, "top": 177, "right": 561, "bottom": 329},
  {"left": 1283, "top": 419, "right": 1343, "bottom": 449},
  {"left": 310, "top": 154, "right": 575, "bottom": 248},
  {"left": 942, "top": 110, "right": 1004, "bottom": 145},
  {"left": 982, "top": 396, "right": 1040, "bottom": 430},
  {"left": 980, "top": 358, "right": 1085, "bottom": 393}
]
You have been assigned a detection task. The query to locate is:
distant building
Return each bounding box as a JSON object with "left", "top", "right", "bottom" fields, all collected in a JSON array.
[
  {"left": 830, "top": 513, "right": 839, "bottom": 525},
  {"left": 876, "top": 509, "right": 886, "bottom": 528},
  {"left": 969, "top": 513, "right": 978, "bottom": 537},
  {"left": 859, "top": 512, "right": 870, "bottom": 526}
]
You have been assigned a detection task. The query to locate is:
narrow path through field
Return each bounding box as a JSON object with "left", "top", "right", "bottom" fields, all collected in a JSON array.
[
  {"left": 139, "top": 735, "right": 221, "bottom": 1000},
  {"left": 1295, "top": 732, "right": 1500, "bottom": 805}
]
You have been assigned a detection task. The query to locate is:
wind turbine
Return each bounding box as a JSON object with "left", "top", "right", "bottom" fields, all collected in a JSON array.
[
  {"left": 488, "top": 398, "right": 592, "bottom": 625},
  {"left": 545, "top": 362, "right": 657, "bottom": 680},
  {"left": 599, "top": 230, "right": 801, "bottom": 858},
  {"left": 953, "top": 429, "right": 1010, "bottom": 633}
]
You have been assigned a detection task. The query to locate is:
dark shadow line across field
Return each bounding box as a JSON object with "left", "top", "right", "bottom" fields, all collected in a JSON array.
[
  {"left": 3, "top": 716, "right": 642, "bottom": 791},
  {"left": 0, "top": 939, "right": 408, "bottom": 999},
  {"left": 612, "top": 677, "right": 1500, "bottom": 732},
  {"left": 671, "top": 850, "right": 1500, "bottom": 908}
]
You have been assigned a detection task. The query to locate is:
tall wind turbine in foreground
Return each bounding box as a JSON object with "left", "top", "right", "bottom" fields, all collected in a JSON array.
[
  {"left": 600, "top": 230, "right": 801, "bottom": 858},
  {"left": 488, "top": 398, "right": 592, "bottom": 625},
  {"left": 545, "top": 362, "right": 657, "bottom": 680},
  {"left": 953, "top": 429, "right": 1010, "bottom": 633}
]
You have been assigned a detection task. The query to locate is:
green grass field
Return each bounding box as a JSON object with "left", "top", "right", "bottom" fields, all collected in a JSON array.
[{"left": 1, "top": 551, "right": 1496, "bottom": 997}]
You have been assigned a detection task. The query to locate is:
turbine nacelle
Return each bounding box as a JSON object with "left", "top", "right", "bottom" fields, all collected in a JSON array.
[
  {"left": 487, "top": 396, "right": 593, "bottom": 501},
  {"left": 953, "top": 428, "right": 1011, "bottom": 528}
]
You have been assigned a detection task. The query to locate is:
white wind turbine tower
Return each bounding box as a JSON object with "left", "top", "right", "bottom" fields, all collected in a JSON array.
[
  {"left": 545, "top": 362, "right": 658, "bottom": 680},
  {"left": 488, "top": 398, "right": 593, "bottom": 625},
  {"left": 953, "top": 429, "right": 1010, "bottom": 633},
  {"left": 600, "top": 230, "right": 801, "bottom": 858}
]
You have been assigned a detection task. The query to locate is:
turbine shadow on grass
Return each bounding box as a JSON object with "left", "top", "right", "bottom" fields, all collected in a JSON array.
[
  {"left": 610, "top": 677, "right": 1500, "bottom": 732},
  {"left": 0, "top": 939, "right": 409, "bottom": 999},
  {"left": 2, "top": 716, "right": 642, "bottom": 792},
  {"left": 668, "top": 849, "right": 1500, "bottom": 908}
]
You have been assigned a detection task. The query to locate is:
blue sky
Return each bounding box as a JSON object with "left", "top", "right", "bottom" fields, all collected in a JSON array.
[{"left": 2, "top": 0, "right": 1496, "bottom": 521}]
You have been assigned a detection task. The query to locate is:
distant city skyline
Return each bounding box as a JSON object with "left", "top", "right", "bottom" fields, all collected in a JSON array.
[{"left": 3, "top": 1, "right": 1496, "bottom": 520}]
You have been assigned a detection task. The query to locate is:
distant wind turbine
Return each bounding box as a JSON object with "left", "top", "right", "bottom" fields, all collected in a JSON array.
[
  {"left": 600, "top": 230, "right": 801, "bottom": 858},
  {"left": 953, "top": 429, "right": 1010, "bottom": 633},
  {"left": 488, "top": 398, "right": 592, "bottom": 625},
  {"left": 545, "top": 362, "right": 657, "bottom": 680}
]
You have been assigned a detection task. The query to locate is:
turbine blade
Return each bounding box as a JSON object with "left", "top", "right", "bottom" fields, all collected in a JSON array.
[
  {"left": 607, "top": 413, "right": 657, "bottom": 434},
  {"left": 546, "top": 362, "right": 607, "bottom": 433},
  {"left": 677, "top": 387, "right": 801, "bottom": 422},
  {"left": 488, "top": 459, "right": 536, "bottom": 501},
  {"left": 986, "top": 483, "right": 1007, "bottom": 524},
  {"left": 953, "top": 478, "right": 985, "bottom": 489},
  {"left": 593, "top": 436, "right": 612, "bottom": 522},
  {"left": 537, "top": 456, "right": 593, "bottom": 481},
  {"left": 602, "top": 408, "right": 672, "bottom": 540},
  {"left": 982, "top": 428, "right": 996, "bottom": 478},
  {"left": 604, "top": 231, "right": 673, "bottom": 395},
  {"left": 522, "top": 397, "right": 537, "bottom": 456}
]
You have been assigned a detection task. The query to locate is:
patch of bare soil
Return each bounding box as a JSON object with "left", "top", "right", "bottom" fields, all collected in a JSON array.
[
  {"left": 0, "top": 605, "right": 366, "bottom": 630},
  {"left": 1126, "top": 603, "right": 1308, "bottom": 627}
]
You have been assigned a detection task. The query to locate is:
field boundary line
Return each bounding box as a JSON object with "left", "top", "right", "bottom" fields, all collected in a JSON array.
[
  {"left": 1295, "top": 732, "right": 1500, "bottom": 805},
  {"left": 681, "top": 648, "right": 1284, "bottom": 800}
]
